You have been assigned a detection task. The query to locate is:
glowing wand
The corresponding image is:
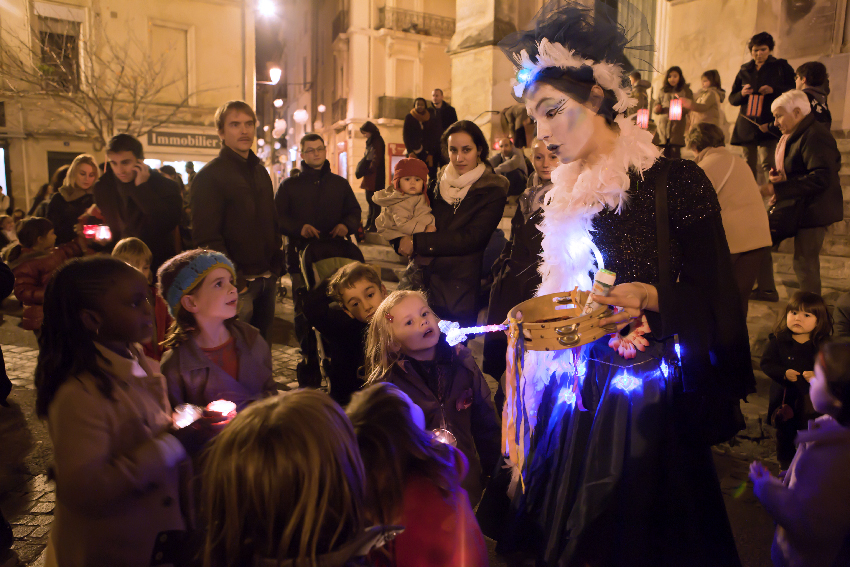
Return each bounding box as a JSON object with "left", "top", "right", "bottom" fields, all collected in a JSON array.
[{"left": 438, "top": 320, "right": 508, "bottom": 347}]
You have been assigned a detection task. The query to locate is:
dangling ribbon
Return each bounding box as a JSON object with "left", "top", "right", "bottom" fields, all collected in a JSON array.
[{"left": 503, "top": 314, "right": 529, "bottom": 497}]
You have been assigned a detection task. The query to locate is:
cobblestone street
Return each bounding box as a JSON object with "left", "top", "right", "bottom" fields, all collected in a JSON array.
[{"left": 0, "top": 289, "right": 780, "bottom": 566}]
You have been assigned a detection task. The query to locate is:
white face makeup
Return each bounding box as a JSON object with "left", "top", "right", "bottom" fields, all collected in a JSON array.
[{"left": 525, "top": 83, "right": 596, "bottom": 164}]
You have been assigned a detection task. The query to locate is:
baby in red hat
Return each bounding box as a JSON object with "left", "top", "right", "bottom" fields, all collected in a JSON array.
[{"left": 372, "top": 157, "right": 435, "bottom": 289}]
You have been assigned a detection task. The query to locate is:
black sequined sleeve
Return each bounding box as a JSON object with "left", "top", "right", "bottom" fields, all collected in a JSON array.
[
  {"left": 665, "top": 159, "right": 721, "bottom": 232},
  {"left": 648, "top": 160, "right": 756, "bottom": 399}
]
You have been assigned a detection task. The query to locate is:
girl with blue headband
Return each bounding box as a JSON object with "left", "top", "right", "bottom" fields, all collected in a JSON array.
[{"left": 158, "top": 249, "right": 276, "bottom": 411}]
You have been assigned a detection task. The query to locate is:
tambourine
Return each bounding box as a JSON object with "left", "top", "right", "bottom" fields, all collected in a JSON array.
[{"left": 508, "top": 289, "right": 616, "bottom": 351}]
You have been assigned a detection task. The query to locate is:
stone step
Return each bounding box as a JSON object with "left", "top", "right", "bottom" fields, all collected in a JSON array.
[{"left": 772, "top": 251, "right": 850, "bottom": 291}]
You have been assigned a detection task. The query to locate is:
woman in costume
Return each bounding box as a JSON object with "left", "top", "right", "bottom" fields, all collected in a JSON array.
[{"left": 478, "top": 3, "right": 756, "bottom": 566}]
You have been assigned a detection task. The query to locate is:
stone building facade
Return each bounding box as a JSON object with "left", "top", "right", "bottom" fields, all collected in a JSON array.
[{"left": 0, "top": 0, "right": 255, "bottom": 211}]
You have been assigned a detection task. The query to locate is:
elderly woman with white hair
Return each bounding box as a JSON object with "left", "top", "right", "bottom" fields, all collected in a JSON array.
[{"left": 763, "top": 89, "right": 842, "bottom": 295}]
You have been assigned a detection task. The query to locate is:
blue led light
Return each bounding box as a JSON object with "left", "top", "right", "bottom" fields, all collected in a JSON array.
[
  {"left": 612, "top": 371, "right": 641, "bottom": 392},
  {"left": 660, "top": 360, "right": 669, "bottom": 378},
  {"left": 675, "top": 343, "right": 681, "bottom": 359},
  {"left": 517, "top": 67, "right": 533, "bottom": 85},
  {"left": 577, "top": 359, "right": 587, "bottom": 378},
  {"left": 558, "top": 388, "right": 576, "bottom": 406}
]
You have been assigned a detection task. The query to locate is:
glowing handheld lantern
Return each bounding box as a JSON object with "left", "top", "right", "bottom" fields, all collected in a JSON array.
[
  {"left": 668, "top": 98, "right": 683, "bottom": 121},
  {"left": 438, "top": 320, "right": 508, "bottom": 347},
  {"left": 173, "top": 404, "right": 203, "bottom": 429},
  {"left": 635, "top": 108, "right": 649, "bottom": 129},
  {"left": 207, "top": 399, "right": 237, "bottom": 419}
]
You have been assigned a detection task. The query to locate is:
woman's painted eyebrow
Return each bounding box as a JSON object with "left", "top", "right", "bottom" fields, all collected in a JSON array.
[{"left": 535, "top": 97, "right": 560, "bottom": 112}]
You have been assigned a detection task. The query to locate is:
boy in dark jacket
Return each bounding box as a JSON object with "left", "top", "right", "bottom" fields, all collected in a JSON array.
[
  {"left": 795, "top": 61, "right": 832, "bottom": 130},
  {"left": 302, "top": 262, "right": 387, "bottom": 406}
]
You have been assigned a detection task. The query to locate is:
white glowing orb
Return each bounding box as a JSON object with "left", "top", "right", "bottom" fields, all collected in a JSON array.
[
  {"left": 273, "top": 99, "right": 283, "bottom": 108},
  {"left": 293, "top": 109, "right": 309, "bottom": 124},
  {"left": 257, "top": 0, "right": 276, "bottom": 17},
  {"left": 317, "top": 104, "right": 327, "bottom": 113}
]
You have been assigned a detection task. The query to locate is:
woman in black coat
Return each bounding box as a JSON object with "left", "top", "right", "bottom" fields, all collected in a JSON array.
[
  {"left": 357, "top": 122, "right": 385, "bottom": 232},
  {"left": 397, "top": 121, "right": 508, "bottom": 327}
]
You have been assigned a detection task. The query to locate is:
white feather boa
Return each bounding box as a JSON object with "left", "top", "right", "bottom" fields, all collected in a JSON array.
[{"left": 520, "top": 115, "right": 660, "bottom": 433}]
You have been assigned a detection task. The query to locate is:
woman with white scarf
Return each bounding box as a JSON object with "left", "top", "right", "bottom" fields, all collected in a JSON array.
[{"left": 397, "top": 120, "right": 509, "bottom": 326}]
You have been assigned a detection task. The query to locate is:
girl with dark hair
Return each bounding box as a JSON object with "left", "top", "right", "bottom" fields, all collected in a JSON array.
[
  {"left": 396, "top": 120, "right": 508, "bottom": 326},
  {"left": 483, "top": 2, "right": 755, "bottom": 565},
  {"left": 9, "top": 217, "right": 89, "bottom": 332},
  {"left": 653, "top": 66, "right": 693, "bottom": 158},
  {"left": 30, "top": 165, "right": 68, "bottom": 218},
  {"left": 761, "top": 291, "right": 833, "bottom": 469},
  {"left": 685, "top": 69, "right": 728, "bottom": 134},
  {"left": 347, "top": 382, "right": 488, "bottom": 567},
  {"left": 357, "top": 121, "right": 386, "bottom": 231},
  {"left": 35, "top": 256, "right": 217, "bottom": 566},
  {"left": 751, "top": 340, "right": 850, "bottom": 567}
]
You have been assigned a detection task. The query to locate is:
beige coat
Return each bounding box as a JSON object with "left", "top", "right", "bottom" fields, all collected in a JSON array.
[
  {"left": 372, "top": 187, "right": 435, "bottom": 241},
  {"left": 653, "top": 86, "right": 693, "bottom": 146},
  {"left": 45, "top": 344, "right": 187, "bottom": 567},
  {"left": 688, "top": 87, "right": 728, "bottom": 135},
  {"left": 694, "top": 146, "right": 772, "bottom": 254}
]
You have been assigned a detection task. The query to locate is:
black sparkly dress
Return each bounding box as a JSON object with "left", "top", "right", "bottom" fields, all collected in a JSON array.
[{"left": 478, "top": 158, "right": 754, "bottom": 567}]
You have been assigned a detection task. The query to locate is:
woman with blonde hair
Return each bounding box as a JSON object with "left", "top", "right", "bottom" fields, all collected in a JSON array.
[
  {"left": 202, "top": 389, "right": 390, "bottom": 567},
  {"left": 46, "top": 154, "right": 99, "bottom": 244}
]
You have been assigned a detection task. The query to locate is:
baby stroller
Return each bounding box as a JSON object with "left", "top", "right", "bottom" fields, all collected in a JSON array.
[{"left": 296, "top": 236, "right": 365, "bottom": 393}]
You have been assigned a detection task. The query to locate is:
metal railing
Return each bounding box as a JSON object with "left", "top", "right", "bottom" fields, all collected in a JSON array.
[
  {"left": 332, "top": 97, "right": 347, "bottom": 123},
  {"left": 376, "top": 7, "right": 455, "bottom": 40}
]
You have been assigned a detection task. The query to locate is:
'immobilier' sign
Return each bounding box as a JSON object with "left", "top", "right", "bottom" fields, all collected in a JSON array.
[{"left": 148, "top": 131, "right": 220, "bottom": 149}]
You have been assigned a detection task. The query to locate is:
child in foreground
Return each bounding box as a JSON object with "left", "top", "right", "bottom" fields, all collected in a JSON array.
[
  {"left": 761, "top": 291, "right": 832, "bottom": 469},
  {"left": 347, "top": 382, "right": 488, "bottom": 567},
  {"left": 35, "top": 257, "right": 218, "bottom": 567},
  {"left": 158, "top": 249, "right": 276, "bottom": 411},
  {"left": 750, "top": 341, "right": 850, "bottom": 567},
  {"left": 112, "top": 237, "right": 172, "bottom": 360},
  {"left": 372, "top": 157, "right": 435, "bottom": 289},
  {"left": 9, "top": 217, "right": 88, "bottom": 332},
  {"left": 302, "top": 262, "right": 388, "bottom": 405},
  {"left": 202, "top": 389, "right": 394, "bottom": 567},
  {"left": 365, "top": 290, "right": 500, "bottom": 504}
]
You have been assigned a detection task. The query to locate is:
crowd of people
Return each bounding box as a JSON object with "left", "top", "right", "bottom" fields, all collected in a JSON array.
[{"left": 0, "top": 2, "right": 849, "bottom": 567}]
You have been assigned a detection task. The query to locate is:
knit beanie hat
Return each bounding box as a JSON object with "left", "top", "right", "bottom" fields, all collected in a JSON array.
[{"left": 393, "top": 157, "right": 429, "bottom": 191}]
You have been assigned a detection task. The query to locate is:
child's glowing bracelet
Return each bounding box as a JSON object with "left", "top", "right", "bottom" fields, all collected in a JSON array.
[{"left": 438, "top": 320, "right": 508, "bottom": 347}]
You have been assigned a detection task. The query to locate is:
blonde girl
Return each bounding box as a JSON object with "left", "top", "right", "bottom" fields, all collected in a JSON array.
[
  {"left": 364, "top": 290, "right": 500, "bottom": 504},
  {"left": 202, "top": 389, "right": 388, "bottom": 567}
]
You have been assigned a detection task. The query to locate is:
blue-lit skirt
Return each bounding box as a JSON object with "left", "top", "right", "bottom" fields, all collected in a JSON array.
[{"left": 478, "top": 335, "right": 741, "bottom": 567}]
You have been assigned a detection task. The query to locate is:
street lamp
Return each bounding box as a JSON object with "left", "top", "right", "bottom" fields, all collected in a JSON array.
[
  {"left": 258, "top": 0, "right": 276, "bottom": 17},
  {"left": 269, "top": 67, "right": 281, "bottom": 85},
  {"left": 293, "top": 109, "right": 309, "bottom": 124}
]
